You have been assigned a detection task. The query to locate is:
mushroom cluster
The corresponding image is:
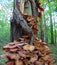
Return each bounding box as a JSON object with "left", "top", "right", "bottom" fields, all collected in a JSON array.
[
  {"left": 1, "top": 38, "right": 52, "bottom": 65},
  {"left": 1, "top": 15, "right": 52, "bottom": 65}
]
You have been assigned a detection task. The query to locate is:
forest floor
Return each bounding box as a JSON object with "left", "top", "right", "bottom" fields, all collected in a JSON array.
[
  {"left": 0, "top": 43, "right": 57, "bottom": 65},
  {"left": 48, "top": 44, "right": 57, "bottom": 65}
]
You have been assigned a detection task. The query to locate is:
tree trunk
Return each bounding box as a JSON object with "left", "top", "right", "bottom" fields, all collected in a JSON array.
[
  {"left": 53, "top": 13, "right": 56, "bottom": 45},
  {"left": 40, "top": 18, "right": 44, "bottom": 42},
  {"left": 48, "top": 0, "right": 54, "bottom": 44},
  {"left": 10, "top": 0, "right": 34, "bottom": 44},
  {"left": 43, "top": 4, "right": 48, "bottom": 43}
]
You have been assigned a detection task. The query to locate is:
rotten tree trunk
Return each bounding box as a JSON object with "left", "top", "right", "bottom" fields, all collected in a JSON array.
[{"left": 10, "top": 0, "right": 34, "bottom": 44}]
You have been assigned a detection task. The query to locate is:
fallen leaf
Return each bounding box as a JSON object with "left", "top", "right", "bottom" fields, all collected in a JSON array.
[
  {"left": 15, "top": 60, "right": 23, "bottom": 65},
  {"left": 23, "top": 44, "right": 35, "bottom": 51},
  {"left": 6, "top": 60, "right": 15, "bottom": 65},
  {"left": 30, "top": 55, "right": 38, "bottom": 63}
]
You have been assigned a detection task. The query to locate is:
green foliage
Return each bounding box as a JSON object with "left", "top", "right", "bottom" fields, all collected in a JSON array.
[
  {"left": 37, "top": 0, "right": 57, "bottom": 44},
  {"left": 0, "top": 0, "right": 13, "bottom": 64},
  {"left": 9, "top": 1, "right": 13, "bottom": 7},
  {"left": 0, "top": 20, "right": 10, "bottom": 65}
]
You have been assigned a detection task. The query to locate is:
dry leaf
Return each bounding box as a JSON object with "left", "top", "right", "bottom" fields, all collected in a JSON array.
[
  {"left": 9, "top": 42, "right": 15, "bottom": 46},
  {"left": 30, "top": 55, "right": 38, "bottom": 63},
  {"left": 42, "top": 42, "right": 46, "bottom": 45},
  {"left": 45, "top": 63, "right": 48, "bottom": 65},
  {"left": 23, "top": 44, "right": 35, "bottom": 51},
  {"left": 32, "top": 28, "right": 38, "bottom": 34},
  {"left": 29, "top": 45, "right": 35, "bottom": 51},
  {"left": 35, "top": 61, "right": 45, "bottom": 65},
  {"left": 39, "top": 6, "right": 44, "bottom": 11},
  {"left": 3, "top": 53, "right": 19, "bottom": 60},
  {"left": 23, "top": 44, "right": 29, "bottom": 51},
  {"left": 15, "top": 60, "right": 23, "bottom": 65},
  {"left": 10, "top": 48, "right": 18, "bottom": 52},
  {"left": 23, "top": 59, "right": 30, "bottom": 65},
  {"left": 42, "top": 55, "right": 52, "bottom": 63},
  {"left": 6, "top": 60, "right": 15, "bottom": 65},
  {"left": 22, "top": 13, "right": 31, "bottom": 19},
  {"left": 18, "top": 51, "right": 26, "bottom": 58}
]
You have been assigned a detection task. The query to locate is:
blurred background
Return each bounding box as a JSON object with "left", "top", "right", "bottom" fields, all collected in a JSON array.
[{"left": 0, "top": 0, "right": 57, "bottom": 65}]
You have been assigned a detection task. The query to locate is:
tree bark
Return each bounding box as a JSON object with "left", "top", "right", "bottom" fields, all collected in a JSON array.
[
  {"left": 10, "top": 0, "right": 34, "bottom": 44},
  {"left": 29, "top": 0, "right": 37, "bottom": 17}
]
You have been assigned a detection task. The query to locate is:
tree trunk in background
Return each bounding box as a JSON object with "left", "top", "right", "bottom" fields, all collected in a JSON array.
[
  {"left": 43, "top": 12, "right": 48, "bottom": 43},
  {"left": 50, "top": 13, "right": 54, "bottom": 44},
  {"left": 37, "top": 17, "right": 44, "bottom": 42},
  {"left": 48, "top": 0, "right": 54, "bottom": 44},
  {"left": 40, "top": 18, "right": 44, "bottom": 42},
  {"left": 54, "top": 30, "right": 56, "bottom": 45},
  {"left": 37, "top": 18, "right": 41, "bottom": 39},
  {"left": 53, "top": 13, "right": 56, "bottom": 45},
  {"left": 43, "top": 3, "right": 48, "bottom": 43}
]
